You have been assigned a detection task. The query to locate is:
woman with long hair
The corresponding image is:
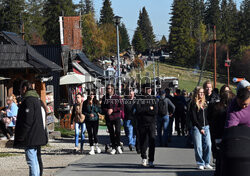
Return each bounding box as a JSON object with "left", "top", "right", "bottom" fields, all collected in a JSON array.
[
  {"left": 83, "top": 90, "right": 101, "bottom": 155},
  {"left": 190, "top": 86, "right": 213, "bottom": 170}
]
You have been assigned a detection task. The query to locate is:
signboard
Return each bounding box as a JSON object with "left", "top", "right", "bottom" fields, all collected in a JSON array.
[{"left": 225, "top": 60, "right": 231, "bottom": 67}]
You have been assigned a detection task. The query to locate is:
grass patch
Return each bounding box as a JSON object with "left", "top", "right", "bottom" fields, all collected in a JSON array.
[
  {"left": 54, "top": 123, "right": 75, "bottom": 138},
  {"left": 0, "top": 153, "right": 18, "bottom": 157},
  {"left": 137, "top": 62, "right": 236, "bottom": 93}
]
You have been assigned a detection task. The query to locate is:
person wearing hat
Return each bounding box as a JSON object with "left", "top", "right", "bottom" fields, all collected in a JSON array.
[
  {"left": 136, "top": 83, "right": 158, "bottom": 167},
  {"left": 157, "top": 90, "right": 175, "bottom": 147}
]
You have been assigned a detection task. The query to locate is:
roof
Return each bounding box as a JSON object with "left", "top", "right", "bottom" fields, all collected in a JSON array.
[
  {"left": 76, "top": 53, "right": 105, "bottom": 78},
  {"left": 0, "top": 31, "right": 62, "bottom": 72},
  {"left": 0, "top": 45, "right": 33, "bottom": 69}
]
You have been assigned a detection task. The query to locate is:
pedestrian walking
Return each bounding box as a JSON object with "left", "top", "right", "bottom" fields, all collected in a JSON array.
[
  {"left": 190, "top": 86, "right": 213, "bottom": 170},
  {"left": 101, "top": 84, "right": 124, "bottom": 155},
  {"left": 70, "top": 93, "right": 86, "bottom": 153},
  {"left": 14, "top": 80, "right": 48, "bottom": 176},
  {"left": 173, "top": 89, "right": 186, "bottom": 136},
  {"left": 157, "top": 90, "right": 175, "bottom": 147},
  {"left": 83, "top": 90, "right": 102, "bottom": 155},
  {"left": 136, "top": 83, "right": 157, "bottom": 167},
  {"left": 124, "top": 88, "right": 136, "bottom": 151},
  {"left": 165, "top": 88, "right": 175, "bottom": 142},
  {"left": 209, "top": 90, "right": 235, "bottom": 176}
]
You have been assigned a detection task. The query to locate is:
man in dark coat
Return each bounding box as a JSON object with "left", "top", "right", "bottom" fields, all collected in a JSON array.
[
  {"left": 136, "top": 83, "right": 158, "bottom": 167},
  {"left": 14, "top": 80, "right": 47, "bottom": 176}
]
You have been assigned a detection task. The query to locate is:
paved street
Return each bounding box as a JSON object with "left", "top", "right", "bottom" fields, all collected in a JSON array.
[{"left": 55, "top": 132, "right": 214, "bottom": 176}]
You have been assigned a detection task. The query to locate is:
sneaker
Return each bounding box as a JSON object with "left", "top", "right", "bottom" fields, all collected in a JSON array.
[
  {"left": 141, "top": 159, "right": 147, "bottom": 167},
  {"left": 148, "top": 161, "right": 154, "bottom": 168},
  {"left": 110, "top": 148, "right": 116, "bottom": 155},
  {"left": 95, "top": 145, "right": 101, "bottom": 154},
  {"left": 9, "top": 136, "right": 14, "bottom": 140},
  {"left": 89, "top": 146, "right": 95, "bottom": 155},
  {"left": 204, "top": 164, "right": 213, "bottom": 170},
  {"left": 117, "top": 146, "right": 123, "bottom": 154},
  {"left": 198, "top": 165, "right": 204, "bottom": 170},
  {"left": 73, "top": 147, "right": 79, "bottom": 152},
  {"left": 129, "top": 144, "right": 133, "bottom": 151},
  {"left": 0, "top": 136, "right": 8, "bottom": 140}
]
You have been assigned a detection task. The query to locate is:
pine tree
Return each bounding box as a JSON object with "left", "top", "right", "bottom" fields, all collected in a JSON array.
[
  {"left": 159, "top": 35, "right": 168, "bottom": 46},
  {"left": 132, "top": 27, "right": 146, "bottom": 54},
  {"left": 119, "top": 23, "right": 130, "bottom": 52},
  {"left": 238, "top": 0, "right": 250, "bottom": 46},
  {"left": 24, "top": 0, "right": 46, "bottom": 44},
  {"left": 0, "top": 0, "right": 25, "bottom": 34},
  {"left": 43, "top": 0, "right": 76, "bottom": 44},
  {"left": 84, "top": 0, "right": 94, "bottom": 14},
  {"left": 220, "top": 0, "right": 238, "bottom": 46},
  {"left": 191, "top": 0, "right": 207, "bottom": 66},
  {"left": 99, "top": 0, "right": 114, "bottom": 25},
  {"left": 82, "top": 13, "right": 105, "bottom": 60},
  {"left": 205, "top": 0, "right": 221, "bottom": 37},
  {"left": 169, "top": 0, "right": 195, "bottom": 65},
  {"left": 137, "top": 7, "right": 155, "bottom": 50}
]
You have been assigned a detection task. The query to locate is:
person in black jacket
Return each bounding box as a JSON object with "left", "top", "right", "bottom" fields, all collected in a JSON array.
[
  {"left": 14, "top": 80, "right": 48, "bottom": 176},
  {"left": 124, "top": 88, "right": 136, "bottom": 151},
  {"left": 136, "top": 83, "right": 158, "bottom": 167},
  {"left": 83, "top": 90, "right": 102, "bottom": 155},
  {"left": 190, "top": 86, "right": 213, "bottom": 171}
]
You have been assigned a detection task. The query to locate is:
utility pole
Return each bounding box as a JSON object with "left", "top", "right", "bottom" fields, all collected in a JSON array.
[
  {"left": 213, "top": 26, "right": 217, "bottom": 88},
  {"left": 114, "top": 16, "right": 122, "bottom": 95},
  {"left": 225, "top": 49, "right": 231, "bottom": 86}
]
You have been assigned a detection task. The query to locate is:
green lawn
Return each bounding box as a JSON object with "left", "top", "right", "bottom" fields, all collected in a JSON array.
[
  {"left": 0, "top": 153, "right": 18, "bottom": 157},
  {"left": 135, "top": 62, "right": 236, "bottom": 93}
]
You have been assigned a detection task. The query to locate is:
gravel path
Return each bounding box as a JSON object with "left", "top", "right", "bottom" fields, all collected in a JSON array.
[{"left": 0, "top": 138, "right": 87, "bottom": 176}]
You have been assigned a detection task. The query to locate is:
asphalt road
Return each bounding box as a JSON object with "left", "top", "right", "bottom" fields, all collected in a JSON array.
[{"left": 55, "top": 133, "right": 214, "bottom": 176}]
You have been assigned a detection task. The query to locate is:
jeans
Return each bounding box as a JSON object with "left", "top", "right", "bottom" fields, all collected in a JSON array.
[
  {"left": 25, "top": 148, "right": 40, "bottom": 176},
  {"left": 157, "top": 115, "right": 170, "bottom": 146},
  {"left": 75, "top": 122, "right": 86, "bottom": 148},
  {"left": 124, "top": 120, "right": 136, "bottom": 146},
  {"left": 167, "top": 116, "right": 174, "bottom": 140},
  {"left": 192, "top": 125, "right": 212, "bottom": 166}
]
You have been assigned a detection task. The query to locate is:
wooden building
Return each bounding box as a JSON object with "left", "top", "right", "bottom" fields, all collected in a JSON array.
[{"left": 0, "top": 31, "right": 62, "bottom": 107}]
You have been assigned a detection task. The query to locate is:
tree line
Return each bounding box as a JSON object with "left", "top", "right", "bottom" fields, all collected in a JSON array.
[
  {"left": 0, "top": 0, "right": 130, "bottom": 61},
  {"left": 0, "top": 0, "right": 249, "bottom": 79},
  {"left": 168, "top": 0, "right": 249, "bottom": 79}
]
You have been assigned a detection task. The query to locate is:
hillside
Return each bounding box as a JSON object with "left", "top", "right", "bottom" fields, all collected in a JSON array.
[{"left": 130, "top": 62, "right": 236, "bottom": 93}]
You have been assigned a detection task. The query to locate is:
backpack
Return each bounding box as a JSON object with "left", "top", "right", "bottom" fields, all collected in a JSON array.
[{"left": 158, "top": 98, "right": 167, "bottom": 116}]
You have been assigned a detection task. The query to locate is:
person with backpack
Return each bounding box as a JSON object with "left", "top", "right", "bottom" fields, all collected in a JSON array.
[
  {"left": 157, "top": 90, "right": 175, "bottom": 147},
  {"left": 70, "top": 93, "right": 86, "bottom": 154}
]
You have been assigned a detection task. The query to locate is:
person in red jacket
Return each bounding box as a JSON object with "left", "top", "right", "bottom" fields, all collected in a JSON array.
[{"left": 101, "top": 84, "right": 124, "bottom": 155}]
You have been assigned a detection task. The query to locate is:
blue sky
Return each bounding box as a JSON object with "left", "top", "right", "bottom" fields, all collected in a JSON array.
[{"left": 74, "top": 0, "right": 243, "bottom": 41}]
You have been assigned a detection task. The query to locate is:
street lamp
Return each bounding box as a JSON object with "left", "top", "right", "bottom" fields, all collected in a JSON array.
[{"left": 114, "top": 15, "right": 122, "bottom": 95}]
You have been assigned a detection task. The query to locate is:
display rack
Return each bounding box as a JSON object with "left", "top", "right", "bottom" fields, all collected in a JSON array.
[{"left": 46, "top": 85, "right": 55, "bottom": 132}]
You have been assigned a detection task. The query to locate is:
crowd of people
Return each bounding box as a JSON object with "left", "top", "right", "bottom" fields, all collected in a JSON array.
[{"left": 0, "top": 79, "right": 250, "bottom": 176}]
